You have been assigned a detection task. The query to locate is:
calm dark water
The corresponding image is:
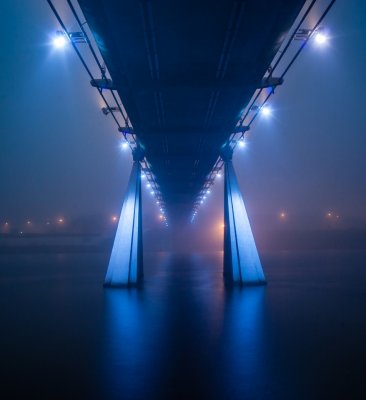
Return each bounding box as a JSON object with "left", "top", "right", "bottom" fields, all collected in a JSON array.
[{"left": 0, "top": 250, "right": 365, "bottom": 399}]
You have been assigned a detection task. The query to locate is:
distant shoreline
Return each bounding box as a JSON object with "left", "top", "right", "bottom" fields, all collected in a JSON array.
[{"left": 1, "top": 229, "right": 366, "bottom": 253}]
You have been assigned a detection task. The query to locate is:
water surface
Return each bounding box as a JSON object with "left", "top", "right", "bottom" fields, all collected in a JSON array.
[{"left": 0, "top": 250, "right": 365, "bottom": 399}]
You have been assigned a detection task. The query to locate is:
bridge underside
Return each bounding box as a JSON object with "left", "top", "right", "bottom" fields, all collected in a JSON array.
[{"left": 78, "top": 0, "right": 305, "bottom": 214}]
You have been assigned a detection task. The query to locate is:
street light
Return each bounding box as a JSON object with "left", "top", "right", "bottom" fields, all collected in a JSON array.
[
  {"left": 53, "top": 31, "right": 67, "bottom": 49},
  {"left": 238, "top": 138, "right": 246, "bottom": 148},
  {"left": 260, "top": 105, "right": 271, "bottom": 117},
  {"left": 314, "top": 28, "right": 328, "bottom": 46}
]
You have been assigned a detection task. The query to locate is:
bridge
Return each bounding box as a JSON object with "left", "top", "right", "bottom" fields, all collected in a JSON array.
[{"left": 47, "top": 0, "right": 335, "bottom": 287}]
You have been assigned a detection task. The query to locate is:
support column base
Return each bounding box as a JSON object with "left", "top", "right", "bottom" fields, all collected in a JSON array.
[
  {"left": 104, "top": 156, "right": 143, "bottom": 288},
  {"left": 223, "top": 155, "right": 266, "bottom": 286}
]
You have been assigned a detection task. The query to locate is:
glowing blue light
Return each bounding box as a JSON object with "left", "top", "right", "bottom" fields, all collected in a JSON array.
[
  {"left": 53, "top": 31, "right": 67, "bottom": 49},
  {"left": 146, "top": 183, "right": 151, "bottom": 188},
  {"left": 238, "top": 139, "right": 246, "bottom": 148},
  {"left": 207, "top": 190, "right": 211, "bottom": 194},
  {"left": 314, "top": 30, "right": 328, "bottom": 46},
  {"left": 121, "top": 141, "right": 129, "bottom": 150},
  {"left": 150, "top": 190, "right": 154, "bottom": 195},
  {"left": 217, "top": 173, "right": 222, "bottom": 178},
  {"left": 141, "top": 173, "right": 146, "bottom": 179},
  {"left": 260, "top": 105, "right": 271, "bottom": 117}
]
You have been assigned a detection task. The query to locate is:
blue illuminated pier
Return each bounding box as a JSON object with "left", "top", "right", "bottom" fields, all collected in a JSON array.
[
  {"left": 221, "top": 145, "right": 266, "bottom": 285},
  {"left": 104, "top": 147, "right": 144, "bottom": 287}
]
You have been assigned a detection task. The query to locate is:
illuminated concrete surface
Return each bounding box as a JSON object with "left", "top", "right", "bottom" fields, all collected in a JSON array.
[
  {"left": 224, "top": 155, "right": 266, "bottom": 285},
  {"left": 104, "top": 161, "right": 143, "bottom": 287}
]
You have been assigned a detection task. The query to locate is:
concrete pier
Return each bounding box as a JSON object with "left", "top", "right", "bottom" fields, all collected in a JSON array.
[
  {"left": 104, "top": 148, "right": 144, "bottom": 287},
  {"left": 222, "top": 146, "right": 266, "bottom": 285}
]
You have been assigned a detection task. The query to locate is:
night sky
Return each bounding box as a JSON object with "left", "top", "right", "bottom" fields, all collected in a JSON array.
[{"left": 1, "top": 0, "right": 366, "bottom": 245}]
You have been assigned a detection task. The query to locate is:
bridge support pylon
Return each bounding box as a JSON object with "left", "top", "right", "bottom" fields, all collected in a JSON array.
[
  {"left": 221, "top": 145, "right": 266, "bottom": 286},
  {"left": 104, "top": 146, "right": 144, "bottom": 287}
]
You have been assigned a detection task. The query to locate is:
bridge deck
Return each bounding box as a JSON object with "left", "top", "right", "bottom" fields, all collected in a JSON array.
[{"left": 78, "top": 0, "right": 305, "bottom": 212}]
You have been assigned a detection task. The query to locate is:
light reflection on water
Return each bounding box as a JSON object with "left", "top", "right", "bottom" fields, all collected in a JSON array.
[
  {"left": 0, "top": 250, "right": 365, "bottom": 399},
  {"left": 103, "top": 290, "right": 158, "bottom": 399},
  {"left": 219, "top": 287, "right": 267, "bottom": 398},
  {"left": 101, "top": 253, "right": 268, "bottom": 399}
]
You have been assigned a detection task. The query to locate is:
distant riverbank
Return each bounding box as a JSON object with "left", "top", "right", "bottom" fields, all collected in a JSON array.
[{"left": 1, "top": 228, "right": 366, "bottom": 254}]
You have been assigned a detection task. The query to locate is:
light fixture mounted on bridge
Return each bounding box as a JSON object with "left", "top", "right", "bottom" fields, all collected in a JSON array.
[
  {"left": 68, "top": 31, "right": 87, "bottom": 44},
  {"left": 101, "top": 106, "right": 120, "bottom": 115},
  {"left": 232, "top": 125, "right": 250, "bottom": 134},
  {"left": 294, "top": 28, "right": 313, "bottom": 41},
  {"left": 90, "top": 78, "right": 115, "bottom": 90},
  {"left": 259, "top": 76, "right": 283, "bottom": 89},
  {"left": 313, "top": 27, "right": 328, "bottom": 46},
  {"left": 53, "top": 31, "right": 68, "bottom": 48},
  {"left": 118, "top": 126, "right": 134, "bottom": 135},
  {"left": 53, "top": 30, "right": 87, "bottom": 47},
  {"left": 294, "top": 27, "right": 328, "bottom": 46}
]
